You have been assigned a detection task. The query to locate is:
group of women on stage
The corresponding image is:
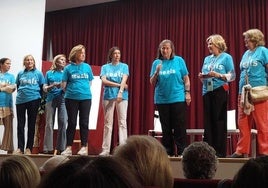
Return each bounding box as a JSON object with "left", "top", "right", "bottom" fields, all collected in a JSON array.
[{"left": 0, "top": 28, "right": 267, "bottom": 158}]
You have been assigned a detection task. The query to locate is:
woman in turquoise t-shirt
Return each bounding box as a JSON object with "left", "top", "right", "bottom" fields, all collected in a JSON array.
[
  {"left": 61, "top": 44, "right": 94, "bottom": 156},
  {"left": 199, "top": 34, "right": 235, "bottom": 158},
  {"left": 150, "top": 39, "right": 191, "bottom": 156},
  {"left": 99, "top": 46, "right": 129, "bottom": 156},
  {"left": 0, "top": 58, "right": 16, "bottom": 153},
  {"left": 231, "top": 29, "right": 268, "bottom": 158},
  {"left": 43, "top": 54, "right": 67, "bottom": 155},
  {"left": 14, "top": 55, "right": 45, "bottom": 155}
]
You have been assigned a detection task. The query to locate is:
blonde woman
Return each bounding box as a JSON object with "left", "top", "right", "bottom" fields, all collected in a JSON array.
[
  {"left": 14, "top": 55, "right": 45, "bottom": 155},
  {"left": 0, "top": 155, "right": 41, "bottom": 188},
  {"left": 231, "top": 29, "right": 268, "bottom": 158},
  {"left": 43, "top": 54, "right": 67, "bottom": 155},
  {"left": 198, "top": 34, "right": 235, "bottom": 157},
  {"left": 61, "top": 44, "right": 94, "bottom": 156},
  {"left": 113, "top": 135, "right": 174, "bottom": 188}
]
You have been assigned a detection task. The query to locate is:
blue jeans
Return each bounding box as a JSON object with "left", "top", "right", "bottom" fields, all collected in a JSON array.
[{"left": 43, "top": 94, "right": 67, "bottom": 151}]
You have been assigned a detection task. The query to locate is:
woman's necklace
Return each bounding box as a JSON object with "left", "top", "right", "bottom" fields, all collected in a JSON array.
[{"left": 209, "top": 53, "right": 221, "bottom": 71}]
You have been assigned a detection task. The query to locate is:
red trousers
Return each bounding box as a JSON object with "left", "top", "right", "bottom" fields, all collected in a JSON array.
[{"left": 236, "top": 95, "right": 268, "bottom": 155}]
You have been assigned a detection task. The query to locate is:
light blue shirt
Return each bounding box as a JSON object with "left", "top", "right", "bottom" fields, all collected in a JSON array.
[
  {"left": 44, "top": 70, "right": 64, "bottom": 102},
  {"left": 150, "top": 56, "right": 189, "bottom": 104},
  {"left": 201, "top": 52, "right": 235, "bottom": 95},
  {"left": 16, "top": 68, "right": 45, "bottom": 104},
  {"left": 0, "top": 72, "right": 15, "bottom": 107},
  {"left": 100, "top": 62, "right": 129, "bottom": 100},
  {"left": 62, "top": 62, "right": 94, "bottom": 100},
  {"left": 239, "top": 46, "right": 268, "bottom": 94}
]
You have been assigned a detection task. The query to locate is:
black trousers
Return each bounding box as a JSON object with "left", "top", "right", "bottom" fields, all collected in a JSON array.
[
  {"left": 65, "top": 98, "right": 91, "bottom": 147},
  {"left": 157, "top": 102, "right": 187, "bottom": 156},
  {"left": 16, "top": 99, "right": 41, "bottom": 152},
  {"left": 203, "top": 86, "right": 228, "bottom": 157}
]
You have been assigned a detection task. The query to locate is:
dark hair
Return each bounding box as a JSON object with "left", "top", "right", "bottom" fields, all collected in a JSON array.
[
  {"left": 156, "top": 39, "right": 175, "bottom": 60},
  {"left": 232, "top": 156, "right": 268, "bottom": 188},
  {"left": 0, "top": 58, "right": 9, "bottom": 65},
  {"left": 69, "top": 157, "right": 142, "bottom": 188},
  {"left": 107, "top": 46, "right": 120, "bottom": 62},
  {"left": 182, "top": 141, "right": 218, "bottom": 179},
  {"left": 38, "top": 156, "right": 92, "bottom": 188}
]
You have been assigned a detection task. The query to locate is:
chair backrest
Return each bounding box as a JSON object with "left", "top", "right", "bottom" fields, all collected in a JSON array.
[
  {"left": 217, "top": 179, "right": 233, "bottom": 188},
  {"left": 173, "top": 178, "right": 220, "bottom": 188},
  {"left": 227, "top": 110, "right": 236, "bottom": 130},
  {"left": 154, "top": 111, "right": 162, "bottom": 132}
]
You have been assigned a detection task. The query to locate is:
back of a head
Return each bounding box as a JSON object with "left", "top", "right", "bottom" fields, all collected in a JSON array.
[
  {"left": 39, "top": 156, "right": 92, "bottom": 188},
  {"left": 0, "top": 155, "right": 41, "bottom": 188},
  {"left": 113, "top": 135, "right": 174, "bottom": 188},
  {"left": 182, "top": 141, "right": 218, "bottom": 179},
  {"left": 39, "top": 155, "right": 69, "bottom": 176},
  {"left": 70, "top": 156, "right": 142, "bottom": 188},
  {"left": 232, "top": 156, "right": 268, "bottom": 188}
]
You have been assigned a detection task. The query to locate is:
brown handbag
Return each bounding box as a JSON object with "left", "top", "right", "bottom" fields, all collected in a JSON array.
[
  {"left": 246, "top": 73, "right": 268, "bottom": 103},
  {"left": 249, "top": 86, "right": 268, "bottom": 102}
]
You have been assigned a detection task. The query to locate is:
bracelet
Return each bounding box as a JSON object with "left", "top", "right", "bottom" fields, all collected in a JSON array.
[{"left": 185, "top": 90, "right": 190, "bottom": 93}]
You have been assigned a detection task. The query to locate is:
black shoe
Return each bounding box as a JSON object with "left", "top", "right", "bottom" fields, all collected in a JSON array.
[
  {"left": 230, "top": 153, "right": 244, "bottom": 158},
  {"left": 55, "top": 150, "right": 63, "bottom": 155},
  {"left": 43, "top": 150, "right": 54, "bottom": 154}
]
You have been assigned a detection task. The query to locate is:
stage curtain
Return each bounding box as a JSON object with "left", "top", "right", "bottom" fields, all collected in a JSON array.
[{"left": 42, "top": 0, "right": 268, "bottom": 140}]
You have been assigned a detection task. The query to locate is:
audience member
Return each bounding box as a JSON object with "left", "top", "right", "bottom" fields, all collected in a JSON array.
[
  {"left": 38, "top": 156, "right": 92, "bottom": 188},
  {"left": 113, "top": 135, "right": 174, "bottom": 188},
  {"left": 182, "top": 141, "right": 218, "bottom": 179},
  {"left": 99, "top": 46, "right": 129, "bottom": 156},
  {"left": 14, "top": 54, "right": 45, "bottom": 155},
  {"left": 0, "top": 155, "right": 41, "bottom": 188},
  {"left": 61, "top": 44, "right": 94, "bottom": 156},
  {"left": 0, "top": 58, "right": 16, "bottom": 154},
  {"left": 150, "top": 39, "right": 191, "bottom": 156},
  {"left": 39, "top": 155, "right": 69, "bottom": 176},
  {"left": 232, "top": 156, "right": 268, "bottom": 188},
  {"left": 69, "top": 156, "right": 143, "bottom": 188},
  {"left": 43, "top": 54, "right": 67, "bottom": 155}
]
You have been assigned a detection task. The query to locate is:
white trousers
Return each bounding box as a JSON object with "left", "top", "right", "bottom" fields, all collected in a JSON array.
[{"left": 101, "top": 99, "right": 128, "bottom": 153}]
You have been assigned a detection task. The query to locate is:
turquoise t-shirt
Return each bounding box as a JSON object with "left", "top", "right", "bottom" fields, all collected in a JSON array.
[
  {"left": 44, "top": 69, "right": 64, "bottom": 102},
  {"left": 0, "top": 72, "right": 15, "bottom": 107},
  {"left": 16, "top": 68, "right": 45, "bottom": 104},
  {"left": 201, "top": 52, "right": 235, "bottom": 95},
  {"left": 100, "top": 62, "right": 129, "bottom": 100},
  {"left": 150, "top": 56, "right": 189, "bottom": 104},
  {"left": 62, "top": 62, "right": 94, "bottom": 100},
  {"left": 239, "top": 46, "right": 268, "bottom": 94}
]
